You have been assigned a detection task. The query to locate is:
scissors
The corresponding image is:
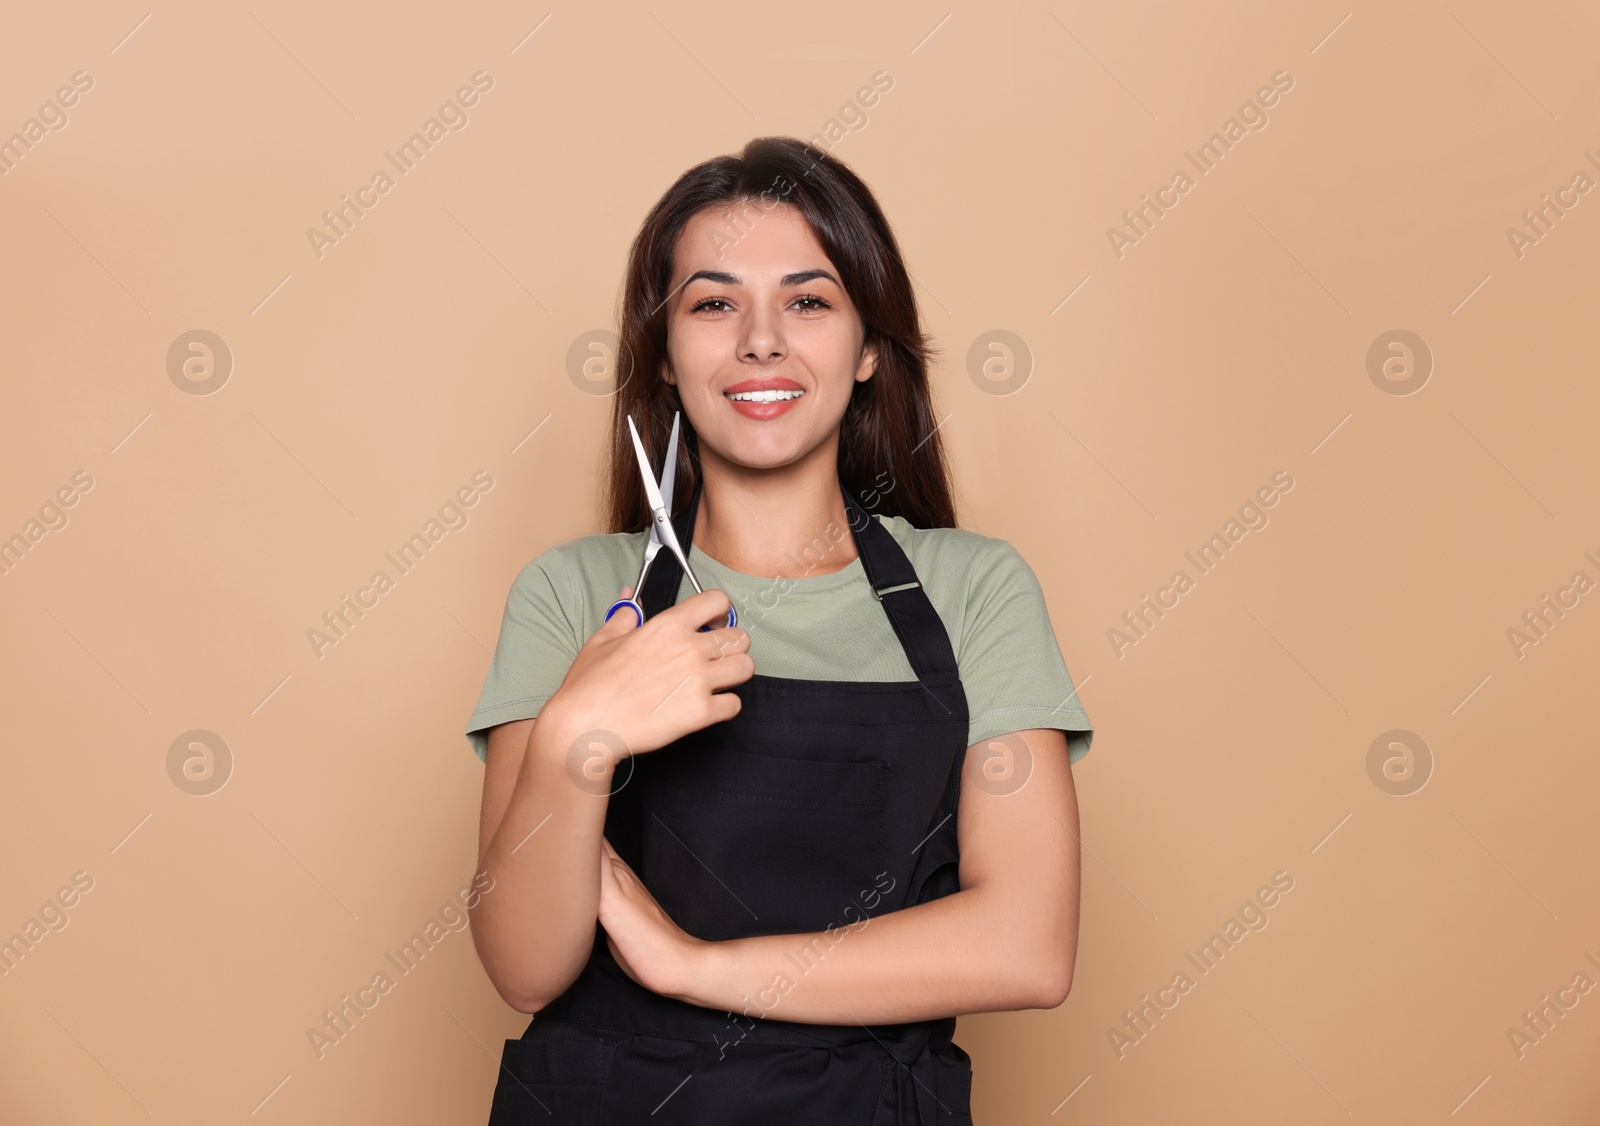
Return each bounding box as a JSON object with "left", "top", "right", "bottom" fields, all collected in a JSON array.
[{"left": 605, "top": 412, "right": 736, "bottom": 631}]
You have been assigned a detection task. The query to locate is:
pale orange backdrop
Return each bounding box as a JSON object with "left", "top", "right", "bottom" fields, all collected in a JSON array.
[{"left": 2, "top": 1, "right": 1598, "bottom": 1123}]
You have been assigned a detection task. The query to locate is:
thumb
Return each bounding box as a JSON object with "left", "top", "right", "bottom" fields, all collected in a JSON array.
[{"left": 598, "top": 585, "right": 643, "bottom": 634}]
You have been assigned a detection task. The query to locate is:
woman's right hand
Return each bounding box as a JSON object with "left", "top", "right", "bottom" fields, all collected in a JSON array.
[{"left": 538, "top": 586, "right": 752, "bottom": 766}]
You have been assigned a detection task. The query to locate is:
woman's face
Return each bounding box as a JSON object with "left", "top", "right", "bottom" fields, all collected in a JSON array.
[{"left": 660, "top": 202, "right": 876, "bottom": 474}]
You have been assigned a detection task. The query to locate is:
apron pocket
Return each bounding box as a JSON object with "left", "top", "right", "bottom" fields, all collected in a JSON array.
[
  {"left": 641, "top": 749, "right": 889, "bottom": 942},
  {"left": 488, "top": 1037, "right": 614, "bottom": 1125}
]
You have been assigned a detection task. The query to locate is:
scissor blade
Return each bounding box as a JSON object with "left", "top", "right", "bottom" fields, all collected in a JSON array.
[
  {"left": 628, "top": 415, "right": 696, "bottom": 575},
  {"left": 629, "top": 416, "right": 669, "bottom": 520},
  {"left": 659, "top": 412, "right": 681, "bottom": 514}
]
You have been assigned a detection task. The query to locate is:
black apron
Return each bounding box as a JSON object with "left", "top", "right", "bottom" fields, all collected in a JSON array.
[{"left": 488, "top": 481, "right": 975, "bottom": 1125}]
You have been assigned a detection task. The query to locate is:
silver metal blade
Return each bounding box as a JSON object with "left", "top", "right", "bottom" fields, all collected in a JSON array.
[
  {"left": 659, "top": 412, "right": 681, "bottom": 514},
  {"left": 629, "top": 415, "right": 668, "bottom": 518}
]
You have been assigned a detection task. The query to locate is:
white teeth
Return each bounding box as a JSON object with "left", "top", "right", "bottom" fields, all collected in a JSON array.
[{"left": 726, "top": 389, "right": 805, "bottom": 402}]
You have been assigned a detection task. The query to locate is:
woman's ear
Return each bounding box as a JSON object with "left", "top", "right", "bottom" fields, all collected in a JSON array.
[
  {"left": 660, "top": 359, "right": 675, "bottom": 386},
  {"left": 855, "top": 340, "right": 878, "bottom": 383}
]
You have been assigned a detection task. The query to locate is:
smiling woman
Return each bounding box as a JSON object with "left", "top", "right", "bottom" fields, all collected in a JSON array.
[{"left": 463, "top": 137, "right": 1094, "bottom": 1126}]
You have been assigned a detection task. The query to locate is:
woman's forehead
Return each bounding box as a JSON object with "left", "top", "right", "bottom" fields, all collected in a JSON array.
[{"left": 674, "top": 202, "right": 834, "bottom": 279}]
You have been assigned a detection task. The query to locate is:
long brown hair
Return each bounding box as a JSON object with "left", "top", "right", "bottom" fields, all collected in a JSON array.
[{"left": 602, "top": 137, "right": 957, "bottom": 534}]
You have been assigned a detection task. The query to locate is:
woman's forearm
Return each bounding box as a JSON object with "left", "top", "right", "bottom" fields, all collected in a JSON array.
[
  {"left": 469, "top": 707, "right": 611, "bottom": 1013},
  {"left": 677, "top": 885, "right": 1070, "bottom": 1025}
]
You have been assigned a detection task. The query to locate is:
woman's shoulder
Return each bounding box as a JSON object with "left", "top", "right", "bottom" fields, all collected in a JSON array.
[
  {"left": 506, "top": 530, "right": 647, "bottom": 605},
  {"left": 874, "top": 513, "right": 1024, "bottom": 572},
  {"left": 872, "top": 514, "right": 1040, "bottom": 604},
  {"left": 523, "top": 528, "right": 646, "bottom": 567}
]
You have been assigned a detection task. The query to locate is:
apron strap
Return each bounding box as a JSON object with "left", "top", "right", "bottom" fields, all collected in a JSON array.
[{"left": 636, "top": 479, "right": 962, "bottom": 689}]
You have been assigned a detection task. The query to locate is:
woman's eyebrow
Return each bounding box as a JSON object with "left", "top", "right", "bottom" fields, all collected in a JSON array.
[{"left": 682, "top": 268, "right": 840, "bottom": 288}]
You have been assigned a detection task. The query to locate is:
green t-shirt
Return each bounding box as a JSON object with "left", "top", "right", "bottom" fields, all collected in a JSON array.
[{"left": 465, "top": 514, "right": 1095, "bottom": 765}]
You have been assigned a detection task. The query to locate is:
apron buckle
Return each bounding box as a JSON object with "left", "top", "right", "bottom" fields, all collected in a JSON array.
[{"left": 871, "top": 580, "right": 922, "bottom": 600}]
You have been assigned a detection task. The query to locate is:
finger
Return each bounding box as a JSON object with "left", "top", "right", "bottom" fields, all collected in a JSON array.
[
  {"left": 601, "top": 839, "right": 636, "bottom": 881},
  {"left": 605, "top": 841, "right": 637, "bottom": 878},
  {"left": 702, "top": 624, "right": 750, "bottom": 659},
  {"left": 708, "top": 688, "right": 743, "bottom": 724},
  {"left": 650, "top": 587, "right": 734, "bottom": 632},
  {"left": 703, "top": 651, "right": 756, "bottom": 692}
]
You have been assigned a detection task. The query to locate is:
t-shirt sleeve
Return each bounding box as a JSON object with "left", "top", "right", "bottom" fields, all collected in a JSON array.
[
  {"left": 959, "top": 539, "right": 1095, "bottom": 765},
  {"left": 464, "top": 546, "right": 584, "bottom": 763}
]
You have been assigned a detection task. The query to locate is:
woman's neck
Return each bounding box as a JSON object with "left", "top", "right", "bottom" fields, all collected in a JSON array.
[{"left": 690, "top": 454, "right": 860, "bottom": 579}]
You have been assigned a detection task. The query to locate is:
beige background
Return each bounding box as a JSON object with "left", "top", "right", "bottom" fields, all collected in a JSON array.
[{"left": 3, "top": 0, "right": 1598, "bottom": 1122}]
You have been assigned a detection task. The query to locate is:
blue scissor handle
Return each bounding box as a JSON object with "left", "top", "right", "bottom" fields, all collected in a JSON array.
[
  {"left": 604, "top": 598, "right": 736, "bottom": 632},
  {"left": 604, "top": 598, "right": 643, "bottom": 626}
]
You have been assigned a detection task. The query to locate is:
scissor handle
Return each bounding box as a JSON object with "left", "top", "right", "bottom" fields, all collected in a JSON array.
[
  {"left": 604, "top": 598, "right": 643, "bottom": 626},
  {"left": 604, "top": 598, "right": 736, "bottom": 632}
]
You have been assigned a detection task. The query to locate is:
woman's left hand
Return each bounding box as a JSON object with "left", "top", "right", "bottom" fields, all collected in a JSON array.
[{"left": 597, "top": 836, "right": 708, "bottom": 1003}]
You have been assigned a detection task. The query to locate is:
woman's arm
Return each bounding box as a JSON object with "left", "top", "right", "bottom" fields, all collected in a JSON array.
[
  {"left": 470, "top": 587, "right": 752, "bottom": 1015},
  {"left": 469, "top": 707, "right": 615, "bottom": 1014},
  {"left": 627, "top": 727, "right": 1083, "bottom": 1024}
]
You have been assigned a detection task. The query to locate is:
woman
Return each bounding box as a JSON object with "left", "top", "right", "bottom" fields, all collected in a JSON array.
[{"left": 465, "top": 137, "right": 1094, "bottom": 1124}]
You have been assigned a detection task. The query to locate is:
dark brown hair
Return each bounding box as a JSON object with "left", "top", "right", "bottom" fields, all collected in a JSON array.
[{"left": 602, "top": 137, "right": 957, "bottom": 534}]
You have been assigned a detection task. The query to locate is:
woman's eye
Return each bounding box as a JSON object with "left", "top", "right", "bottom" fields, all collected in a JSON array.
[{"left": 687, "top": 294, "right": 832, "bottom": 313}]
